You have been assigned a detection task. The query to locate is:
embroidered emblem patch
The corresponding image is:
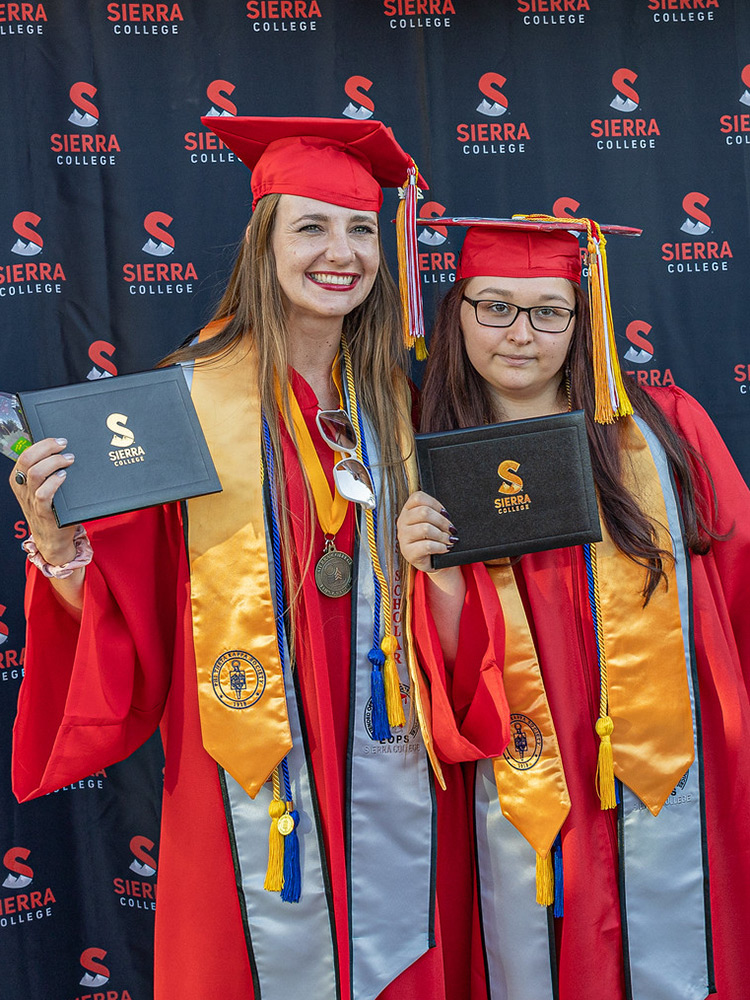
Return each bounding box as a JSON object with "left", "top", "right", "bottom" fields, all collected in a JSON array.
[
  {"left": 503, "top": 713, "right": 543, "bottom": 771},
  {"left": 212, "top": 650, "right": 266, "bottom": 710}
]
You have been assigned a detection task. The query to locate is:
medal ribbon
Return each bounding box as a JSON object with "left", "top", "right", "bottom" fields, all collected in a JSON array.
[
  {"left": 187, "top": 329, "right": 293, "bottom": 798},
  {"left": 274, "top": 369, "right": 347, "bottom": 540}
]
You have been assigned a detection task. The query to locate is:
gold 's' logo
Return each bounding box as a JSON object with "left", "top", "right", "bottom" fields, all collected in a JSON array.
[
  {"left": 495, "top": 458, "right": 531, "bottom": 513},
  {"left": 497, "top": 459, "right": 523, "bottom": 494},
  {"left": 106, "top": 412, "right": 135, "bottom": 447}
]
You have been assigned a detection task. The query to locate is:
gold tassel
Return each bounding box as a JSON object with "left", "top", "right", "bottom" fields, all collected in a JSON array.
[
  {"left": 535, "top": 851, "right": 554, "bottom": 907},
  {"left": 415, "top": 336, "right": 428, "bottom": 361},
  {"left": 264, "top": 797, "right": 286, "bottom": 891},
  {"left": 595, "top": 714, "right": 617, "bottom": 809},
  {"left": 381, "top": 634, "right": 406, "bottom": 728}
]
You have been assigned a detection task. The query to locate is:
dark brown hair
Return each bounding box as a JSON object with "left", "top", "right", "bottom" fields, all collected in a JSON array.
[{"left": 421, "top": 279, "right": 719, "bottom": 602}]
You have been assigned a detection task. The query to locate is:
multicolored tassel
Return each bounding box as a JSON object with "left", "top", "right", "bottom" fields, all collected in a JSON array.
[{"left": 396, "top": 164, "right": 427, "bottom": 358}]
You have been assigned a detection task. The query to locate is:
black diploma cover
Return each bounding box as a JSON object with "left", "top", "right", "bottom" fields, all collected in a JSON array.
[
  {"left": 416, "top": 410, "right": 601, "bottom": 568},
  {"left": 18, "top": 367, "right": 222, "bottom": 527}
]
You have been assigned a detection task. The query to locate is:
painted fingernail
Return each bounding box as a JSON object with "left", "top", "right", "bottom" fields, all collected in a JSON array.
[
  {"left": 54, "top": 469, "right": 67, "bottom": 478},
  {"left": 449, "top": 534, "right": 460, "bottom": 544},
  {"left": 440, "top": 508, "right": 450, "bottom": 519},
  {"left": 448, "top": 525, "right": 458, "bottom": 534},
  {"left": 62, "top": 453, "right": 75, "bottom": 461},
  {"left": 55, "top": 438, "right": 67, "bottom": 446}
]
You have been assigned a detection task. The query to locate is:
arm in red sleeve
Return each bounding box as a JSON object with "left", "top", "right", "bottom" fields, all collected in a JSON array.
[
  {"left": 647, "top": 385, "right": 750, "bottom": 685},
  {"left": 13, "top": 502, "right": 184, "bottom": 801},
  {"left": 412, "top": 562, "right": 510, "bottom": 764}
]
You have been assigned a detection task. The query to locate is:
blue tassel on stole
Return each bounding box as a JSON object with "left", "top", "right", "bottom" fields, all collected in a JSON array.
[
  {"left": 368, "top": 646, "right": 391, "bottom": 741},
  {"left": 552, "top": 834, "right": 564, "bottom": 918},
  {"left": 281, "top": 810, "right": 301, "bottom": 903}
]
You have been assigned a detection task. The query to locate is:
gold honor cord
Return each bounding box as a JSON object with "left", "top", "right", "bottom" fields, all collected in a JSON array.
[{"left": 341, "top": 336, "right": 405, "bottom": 728}]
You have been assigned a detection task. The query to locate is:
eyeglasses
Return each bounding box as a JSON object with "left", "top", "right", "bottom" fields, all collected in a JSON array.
[
  {"left": 462, "top": 296, "right": 575, "bottom": 334},
  {"left": 316, "top": 409, "right": 377, "bottom": 510}
]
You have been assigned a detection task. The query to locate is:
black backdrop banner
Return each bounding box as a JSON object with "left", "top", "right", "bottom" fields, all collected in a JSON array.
[{"left": 1, "top": 1, "right": 748, "bottom": 995}]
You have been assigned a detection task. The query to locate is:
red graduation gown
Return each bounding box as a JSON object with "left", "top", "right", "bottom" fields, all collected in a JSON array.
[
  {"left": 412, "top": 386, "right": 750, "bottom": 1000},
  {"left": 12, "top": 372, "right": 508, "bottom": 1000}
]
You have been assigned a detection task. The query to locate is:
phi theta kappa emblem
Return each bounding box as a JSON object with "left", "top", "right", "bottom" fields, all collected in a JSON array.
[
  {"left": 212, "top": 650, "right": 266, "bottom": 710},
  {"left": 503, "top": 713, "right": 543, "bottom": 771}
]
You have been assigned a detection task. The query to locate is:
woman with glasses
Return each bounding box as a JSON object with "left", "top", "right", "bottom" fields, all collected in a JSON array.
[
  {"left": 397, "top": 218, "right": 750, "bottom": 1000},
  {"left": 8, "top": 121, "right": 507, "bottom": 1000}
]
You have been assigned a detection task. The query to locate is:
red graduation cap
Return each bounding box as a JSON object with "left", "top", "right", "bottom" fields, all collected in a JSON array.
[
  {"left": 202, "top": 114, "right": 429, "bottom": 354},
  {"left": 201, "top": 115, "right": 427, "bottom": 211}
]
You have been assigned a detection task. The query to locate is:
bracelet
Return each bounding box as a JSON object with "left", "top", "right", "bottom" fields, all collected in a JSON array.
[{"left": 22, "top": 525, "right": 93, "bottom": 579}]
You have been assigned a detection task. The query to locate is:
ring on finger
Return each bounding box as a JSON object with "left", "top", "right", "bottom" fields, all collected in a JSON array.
[{"left": 14, "top": 470, "right": 27, "bottom": 486}]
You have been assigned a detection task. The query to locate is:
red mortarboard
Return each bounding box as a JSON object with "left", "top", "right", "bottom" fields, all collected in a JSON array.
[
  {"left": 200, "top": 115, "right": 426, "bottom": 212},
  {"left": 201, "top": 115, "right": 429, "bottom": 355},
  {"left": 415, "top": 215, "right": 643, "bottom": 422}
]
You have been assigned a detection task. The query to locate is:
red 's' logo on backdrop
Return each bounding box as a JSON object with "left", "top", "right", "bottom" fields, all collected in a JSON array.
[
  {"left": 50, "top": 83, "right": 121, "bottom": 166},
  {"left": 417, "top": 202, "right": 448, "bottom": 246},
  {"left": 245, "top": 1, "right": 322, "bottom": 32},
  {"left": 129, "top": 835, "right": 157, "bottom": 877},
  {"left": 122, "top": 214, "right": 197, "bottom": 295},
  {"left": 624, "top": 320, "right": 654, "bottom": 364},
  {"left": 680, "top": 192, "right": 711, "bottom": 236},
  {"left": 80, "top": 948, "right": 111, "bottom": 988},
  {"left": 68, "top": 81, "right": 99, "bottom": 127},
  {"left": 112, "top": 835, "right": 158, "bottom": 911},
  {"left": 622, "top": 319, "right": 674, "bottom": 387},
  {"left": 343, "top": 76, "right": 375, "bottom": 120},
  {"left": 11, "top": 212, "right": 43, "bottom": 256},
  {"left": 3, "top": 848, "right": 32, "bottom": 889},
  {"left": 552, "top": 196, "right": 580, "bottom": 218},
  {"left": 416, "top": 203, "right": 456, "bottom": 285},
  {"left": 591, "top": 69, "right": 660, "bottom": 150},
  {"left": 184, "top": 82, "right": 238, "bottom": 164},
  {"left": 718, "top": 66, "right": 750, "bottom": 146},
  {"left": 204, "top": 79, "right": 237, "bottom": 117},
  {"left": 383, "top": 0, "right": 455, "bottom": 30},
  {"left": 1, "top": 215, "right": 66, "bottom": 299},
  {"left": 0, "top": 604, "right": 8, "bottom": 647},
  {"left": 610, "top": 68, "right": 639, "bottom": 112},
  {"left": 662, "top": 193, "right": 733, "bottom": 274},
  {"left": 107, "top": 2, "right": 184, "bottom": 35},
  {"left": 1, "top": 846, "right": 56, "bottom": 927},
  {"left": 142, "top": 212, "right": 175, "bottom": 257},
  {"left": 476, "top": 72, "right": 508, "bottom": 117},
  {"left": 457, "top": 72, "right": 530, "bottom": 156},
  {"left": 87, "top": 340, "right": 118, "bottom": 381}
]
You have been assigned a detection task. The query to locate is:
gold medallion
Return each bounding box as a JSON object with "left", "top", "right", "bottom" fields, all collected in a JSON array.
[
  {"left": 277, "top": 812, "right": 295, "bottom": 836},
  {"left": 314, "top": 540, "right": 353, "bottom": 598}
]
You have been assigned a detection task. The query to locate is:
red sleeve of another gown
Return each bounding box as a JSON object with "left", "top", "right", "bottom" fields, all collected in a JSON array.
[
  {"left": 646, "top": 385, "right": 750, "bottom": 684},
  {"left": 13, "top": 503, "right": 183, "bottom": 802},
  {"left": 412, "top": 563, "right": 510, "bottom": 764}
]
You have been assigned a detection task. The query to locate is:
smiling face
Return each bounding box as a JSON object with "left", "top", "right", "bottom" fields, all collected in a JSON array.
[
  {"left": 460, "top": 274, "right": 576, "bottom": 416},
  {"left": 271, "top": 194, "right": 381, "bottom": 329}
]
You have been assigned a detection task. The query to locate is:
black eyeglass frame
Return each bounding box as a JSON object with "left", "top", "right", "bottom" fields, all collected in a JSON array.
[{"left": 462, "top": 296, "right": 576, "bottom": 334}]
